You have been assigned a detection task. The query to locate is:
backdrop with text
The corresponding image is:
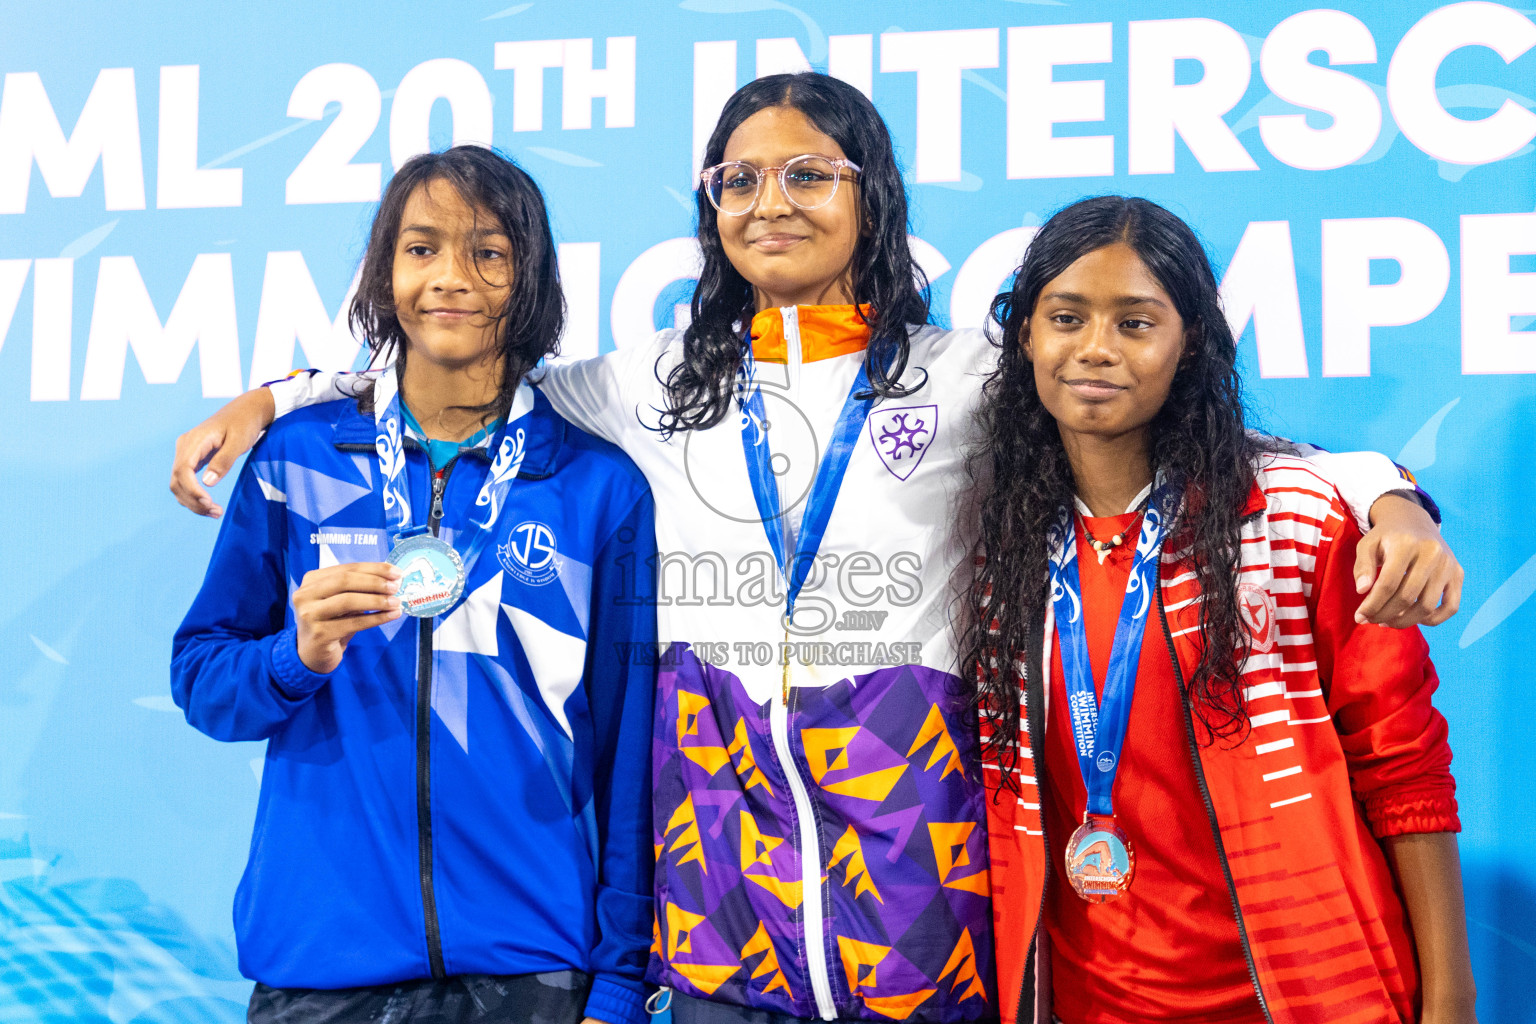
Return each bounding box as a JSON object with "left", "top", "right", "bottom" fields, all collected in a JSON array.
[{"left": 1, "top": 1, "right": 1533, "bottom": 1020}]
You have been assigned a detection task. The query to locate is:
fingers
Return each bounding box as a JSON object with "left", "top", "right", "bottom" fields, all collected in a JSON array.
[
  {"left": 202, "top": 443, "right": 242, "bottom": 490},
  {"left": 1352, "top": 530, "right": 1382, "bottom": 595},
  {"left": 296, "top": 564, "right": 404, "bottom": 603},
  {"left": 1355, "top": 538, "right": 1466, "bottom": 629},
  {"left": 1352, "top": 533, "right": 1391, "bottom": 622},
  {"left": 170, "top": 391, "right": 280, "bottom": 517},
  {"left": 1425, "top": 570, "right": 1464, "bottom": 627},
  {"left": 1380, "top": 555, "right": 1435, "bottom": 629},
  {"left": 294, "top": 564, "right": 406, "bottom": 667},
  {"left": 1393, "top": 549, "right": 1461, "bottom": 628},
  {"left": 170, "top": 429, "right": 224, "bottom": 517},
  {"left": 201, "top": 392, "right": 268, "bottom": 485},
  {"left": 306, "top": 592, "right": 403, "bottom": 630},
  {"left": 1357, "top": 542, "right": 1416, "bottom": 625}
]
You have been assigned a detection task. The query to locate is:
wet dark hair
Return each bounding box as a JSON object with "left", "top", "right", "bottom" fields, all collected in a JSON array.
[
  {"left": 965, "top": 195, "right": 1267, "bottom": 777},
  {"left": 350, "top": 145, "right": 565, "bottom": 419},
  {"left": 656, "top": 72, "right": 930, "bottom": 437}
]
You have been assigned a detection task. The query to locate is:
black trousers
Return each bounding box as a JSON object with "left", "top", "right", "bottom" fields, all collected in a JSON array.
[
  {"left": 247, "top": 970, "right": 591, "bottom": 1024},
  {"left": 664, "top": 991, "right": 864, "bottom": 1024},
  {"left": 664, "top": 991, "right": 1000, "bottom": 1024}
]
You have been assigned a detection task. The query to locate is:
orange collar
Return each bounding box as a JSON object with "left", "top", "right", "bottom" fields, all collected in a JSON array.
[{"left": 750, "top": 305, "right": 872, "bottom": 364}]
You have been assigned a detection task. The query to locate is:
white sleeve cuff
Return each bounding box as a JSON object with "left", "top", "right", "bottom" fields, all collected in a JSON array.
[
  {"left": 1292, "top": 444, "right": 1417, "bottom": 534},
  {"left": 267, "top": 371, "right": 370, "bottom": 419}
]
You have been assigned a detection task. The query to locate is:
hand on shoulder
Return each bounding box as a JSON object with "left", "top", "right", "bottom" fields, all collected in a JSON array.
[
  {"left": 170, "top": 387, "right": 278, "bottom": 518},
  {"left": 1356, "top": 493, "right": 1463, "bottom": 628}
]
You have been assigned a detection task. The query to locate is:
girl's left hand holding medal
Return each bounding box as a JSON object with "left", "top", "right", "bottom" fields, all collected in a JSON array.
[{"left": 292, "top": 562, "right": 405, "bottom": 674}]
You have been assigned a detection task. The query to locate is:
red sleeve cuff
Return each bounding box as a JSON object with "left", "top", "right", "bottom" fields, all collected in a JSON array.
[{"left": 1364, "top": 787, "right": 1461, "bottom": 838}]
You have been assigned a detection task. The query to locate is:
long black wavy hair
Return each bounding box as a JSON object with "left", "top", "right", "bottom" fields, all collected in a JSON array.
[
  {"left": 350, "top": 145, "right": 565, "bottom": 419},
  {"left": 656, "top": 72, "right": 930, "bottom": 437},
  {"left": 965, "top": 195, "right": 1268, "bottom": 775}
]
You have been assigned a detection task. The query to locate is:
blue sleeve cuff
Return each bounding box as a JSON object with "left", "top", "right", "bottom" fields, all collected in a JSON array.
[
  {"left": 266, "top": 626, "right": 334, "bottom": 699},
  {"left": 583, "top": 974, "right": 648, "bottom": 1024}
]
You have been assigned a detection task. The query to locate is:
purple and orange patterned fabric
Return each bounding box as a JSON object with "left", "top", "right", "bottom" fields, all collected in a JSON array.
[{"left": 648, "top": 644, "right": 996, "bottom": 1021}]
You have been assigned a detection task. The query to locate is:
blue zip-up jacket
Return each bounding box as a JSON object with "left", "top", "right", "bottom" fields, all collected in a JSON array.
[{"left": 171, "top": 386, "right": 656, "bottom": 1024}]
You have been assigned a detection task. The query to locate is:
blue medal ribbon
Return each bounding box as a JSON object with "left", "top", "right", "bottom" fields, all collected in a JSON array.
[
  {"left": 373, "top": 366, "right": 532, "bottom": 598},
  {"left": 737, "top": 338, "right": 877, "bottom": 629},
  {"left": 1047, "top": 477, "right": 1176, "bottom": 818}
]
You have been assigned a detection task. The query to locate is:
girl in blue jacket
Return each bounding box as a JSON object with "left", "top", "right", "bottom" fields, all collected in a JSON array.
[{"left": 171, "top": 145, "right": 657, "bottom": 1024}]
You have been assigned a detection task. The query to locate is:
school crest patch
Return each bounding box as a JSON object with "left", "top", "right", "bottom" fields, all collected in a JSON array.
[
  {"left": 1238, "top": 581, "right": 1277, "bottom": 653},
  {"left": 498, "top": 520, "right": 560, "bottom": 586},
  {"left": 867, "top": 404, "right": 937, "bottom": 481}
]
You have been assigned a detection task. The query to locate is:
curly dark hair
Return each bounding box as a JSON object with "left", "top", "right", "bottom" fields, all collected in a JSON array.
[
  {"left": 965, "top": 195, "right": 1270, "bottom": 777},
  {"left": 656, "top": 72, "right": 930, "bottom": 437},
  {"left": 349, "top": 145, "right": 565, "bottom": 420}
]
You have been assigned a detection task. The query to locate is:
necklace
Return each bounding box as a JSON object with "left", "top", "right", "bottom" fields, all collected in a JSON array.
[{"left": 1079, "top": 504, "right": 1148, "bottom": 565}]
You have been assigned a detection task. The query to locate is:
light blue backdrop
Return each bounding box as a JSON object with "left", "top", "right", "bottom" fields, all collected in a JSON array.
[{"left": 1, "top": 1, "right": 1532, "bottom": 1021}]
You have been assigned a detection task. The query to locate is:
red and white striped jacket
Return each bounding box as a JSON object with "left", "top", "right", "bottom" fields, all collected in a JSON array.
[{"left": 983, "top": 454, "right": 1460, "bottom": 1024}]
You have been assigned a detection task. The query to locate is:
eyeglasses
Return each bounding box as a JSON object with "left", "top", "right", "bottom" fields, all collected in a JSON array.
[{"left": 699, "top": 155, "right": 862, "bottom": 216}]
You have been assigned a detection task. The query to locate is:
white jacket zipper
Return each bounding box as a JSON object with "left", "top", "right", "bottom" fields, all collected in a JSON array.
[
  {"left": 771, "top": 305, "right": 838, "bottom": 1020},
  {"left": 783, "top": 304, "right": 803, "bottom": 396},
  {"left": 770, "top": 698, "right": 837, "bottom": 1019}
]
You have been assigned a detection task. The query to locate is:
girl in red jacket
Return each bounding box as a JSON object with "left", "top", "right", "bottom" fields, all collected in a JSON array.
[{"left": 966, "top": 195, "right": 1475, "bottom": 1024}]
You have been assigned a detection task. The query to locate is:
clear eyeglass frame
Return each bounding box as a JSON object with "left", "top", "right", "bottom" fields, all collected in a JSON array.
[{"left": 698, "top": 154, "right": 863, "bottom": 216}]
